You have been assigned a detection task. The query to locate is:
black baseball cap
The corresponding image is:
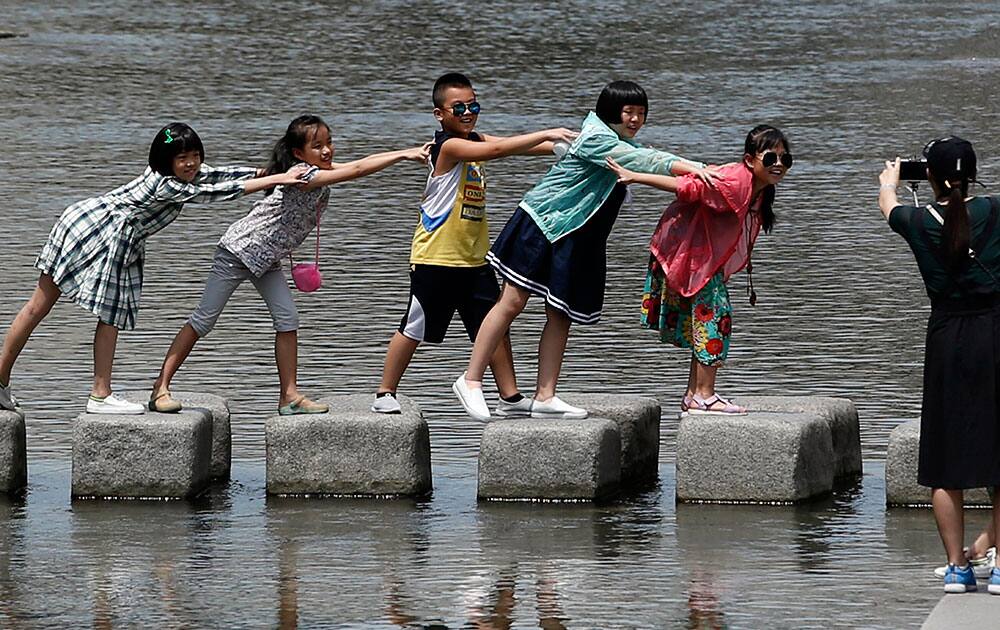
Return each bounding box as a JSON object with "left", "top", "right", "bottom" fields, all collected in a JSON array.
[{"left": 923, "top": 136, "right": 977, "bottom": 181}]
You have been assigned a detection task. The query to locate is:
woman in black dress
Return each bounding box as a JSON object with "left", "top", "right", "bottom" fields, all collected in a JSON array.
[{"left": 880, "top": 137, "right": 1000, "bottom": 593}]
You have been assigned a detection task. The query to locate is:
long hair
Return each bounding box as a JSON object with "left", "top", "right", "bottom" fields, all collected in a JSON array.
[
  {"left": 263, "top": 115, "right": 330, "bottom": 192},
  {"left": 743, "top": 124, "right": 789, "bottom": 234}
]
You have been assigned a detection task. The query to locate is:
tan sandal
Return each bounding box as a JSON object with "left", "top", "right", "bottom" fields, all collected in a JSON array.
[
  {"left": 149, "top": 390, "right": 182, "bottom": 413},
  {"left": 278, "top": 396, "right": 329, "bottom": 415}
]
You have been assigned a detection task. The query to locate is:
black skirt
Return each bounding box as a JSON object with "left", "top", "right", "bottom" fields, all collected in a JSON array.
[
  {"left": 918, "top": 299, "right": 1000, "bottom": 488},
  {"left": 486, "top": 185, "right": 626, "bottom": 325}
]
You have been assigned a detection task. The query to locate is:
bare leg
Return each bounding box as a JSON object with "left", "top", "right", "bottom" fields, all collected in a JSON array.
[
  {"left": 535, "top": 305, "right": 571, "bottom": 401},
  {"left": 377, "top": 332, "right": 419, "bottom": 394},
  {"left": 488, "top": 334, "right": 519, "bottom": 399},
  {"left": 465, "top": 284, "right": 529, "bottom": 386},
  {"left": 691, "top": 361, "right": 719, "bottom": 399},
  {"left": 933, "top": 488, "right": 966, "bottom": 566},
  {"left": 152, "top": 324, "right": 200, "bottom": 396},
  {"left": 92, "top": 322, "right": 119, "bottom": 398},
  {"left": 0, "top": 273, "right": 61, "bottom": 385},
  {"left": 275, "top": 330, "right": 299, "bottom": 406},
  {"left": 685, "top": 354, "right": 698, "bottom": 399}
]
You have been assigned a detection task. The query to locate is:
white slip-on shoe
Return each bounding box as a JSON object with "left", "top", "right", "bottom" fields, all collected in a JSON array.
[
  {"left": 0, "top": 383, "right": 19, "bottom": 410},
  {"left": 935, "top": 547, "right": 997, "bottom": 579},
  {"left": 86, "top": 393, "right": 146, "bottom": 415},
  {"left": 453, "top": 373, "right": 491, "bottom": 421},
  {"left": 530, "top": 395, "right": 588, "bottom": 419},
  {"left": 494, "top": 397, "right": 533, "bottom": 418},
  {"left": 371, "top": 392, "right": 402, "bottom": 414}
]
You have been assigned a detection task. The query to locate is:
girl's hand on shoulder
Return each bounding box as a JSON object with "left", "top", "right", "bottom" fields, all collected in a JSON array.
[
  {"left": 694, "top": 165, "right": 724, "bottom": 187},
  {"left": 605, "top": 156, "right": 637, "bottom": 184},
  {"left": 547, "top": 128, "right": 578, "bottom": 144},
  {"left": 275, "top": 163, "right": 311, "bottom": 186},
  {"left": 405, "top": 142, "right": 433, "bottom": 163},
  {"left": 880, "top": 157, "right": 901, "bottom": 188}
]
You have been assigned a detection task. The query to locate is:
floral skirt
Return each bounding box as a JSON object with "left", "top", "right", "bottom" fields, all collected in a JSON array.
[{"left": 641, "top": 258, "right": 732, "bottom": 366}]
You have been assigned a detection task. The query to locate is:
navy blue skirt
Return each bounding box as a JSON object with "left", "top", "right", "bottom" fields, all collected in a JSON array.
[{"left": 487, "top": 184, "right": 626, "bottom": 324}]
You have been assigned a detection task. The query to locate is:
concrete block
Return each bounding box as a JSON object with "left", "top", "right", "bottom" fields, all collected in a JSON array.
[
  {"left": 122, "top": 391, "right": 231, "bottom": 479},
  {"left": 566, "top": 394, "right": 660, "bottom": 485},
  {"left": 478, "top": 418, "right": 621, "bottom": 501},
  {"left": 0, "top": 410, "right": 26, "bottom": 495},
  {"left": 886, "top": 419, "right": 991, "bottom": 507},
  {"left": 737, "top": 396, "right": 861, "bottom": 479},
  {"left": 72, "top": 409, "right": 212, "bottom": 499},
  {"left": 676, "top": 411, "right": 834, "bottom": 503},
  {"left": 265, "top": 394, "right": 431, "bottom": 497}
]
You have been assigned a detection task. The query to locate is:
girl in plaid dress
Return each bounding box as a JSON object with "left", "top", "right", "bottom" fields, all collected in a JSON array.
[
  {"left": 0, "top": 123, "right": 306, "bottom": 414},
  {"left": 148, "top": 115, "right": 429, "bottom": 415}
]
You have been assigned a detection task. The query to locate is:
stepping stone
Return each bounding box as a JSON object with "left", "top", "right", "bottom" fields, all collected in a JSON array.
[
  {"left": 885, "top": 419, "right": 991, "bottom": 507},
  {"left": 123, "top": 391, "right": 231, "bottom": 479},
  {"left": 265, "top": 394, "right": 431, "bottom": 497},
  {"left": 0, "top": 409, "right": 26, "bottom": 495},
  {"left": 477, "top": 417, "right": 621, "bottom": 501},
  {"left": 676, "top": 409, "right": 835, "bottom": 503},
  {"left": 72, "top": 409, "right": 212, "bottom": 499},
  {"left": 565, "top": 394, "right": 660, "bottom": 486},
  {"left": 737, "top": 396, "right": 862, "bottom": 479}
]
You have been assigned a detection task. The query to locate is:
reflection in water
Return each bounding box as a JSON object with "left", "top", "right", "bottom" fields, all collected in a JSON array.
[{"left": 686, "top": 571, "right": 727, "bottom": 630}]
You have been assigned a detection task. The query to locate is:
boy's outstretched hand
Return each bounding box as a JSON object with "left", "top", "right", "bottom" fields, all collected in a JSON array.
[
  {"left": 547, "top": 128, "right": 579, "bottom": 144},
  {"left": 694, "top": 165, "right": 724, "bottom": 187}
]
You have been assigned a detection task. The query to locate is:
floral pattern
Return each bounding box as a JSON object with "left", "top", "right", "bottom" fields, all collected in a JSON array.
[{"left": 641, "top": 257, "right": 732, "bottom": 366}]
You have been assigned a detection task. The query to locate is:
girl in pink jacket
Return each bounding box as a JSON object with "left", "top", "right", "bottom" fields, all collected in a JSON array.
[{"left": 606, "top": 125, "right": 791, "bottom": 415}]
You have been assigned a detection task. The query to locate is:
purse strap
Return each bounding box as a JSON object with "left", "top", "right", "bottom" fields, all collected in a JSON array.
[{"left": 288, "top": 201, "right": 322, "bottom": 267}]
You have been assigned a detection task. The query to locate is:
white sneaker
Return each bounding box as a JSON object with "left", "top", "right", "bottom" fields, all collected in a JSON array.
[
  {"left": 0, "top": 383, "right": 19, "bottom": 411},
  {"left": 494, "top": 397, "right": 532, "bottom": 418},
  {"left": 934, "top": 547, "right": 997, "bottom": 579},
  {"left": 86, "top": 393, "right": 146, "bottom": 415},
  {"left": 530, "top": 395, "right": 588, "bottom": 419},
  {"left": 371, "top": 392, "right": 401, "bottom": 414},
  {"left": 453, "top": 373, "right": 491, "bottom": 421}
]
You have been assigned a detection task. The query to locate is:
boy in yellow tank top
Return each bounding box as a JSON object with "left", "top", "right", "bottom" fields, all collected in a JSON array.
[{"left": 372, "top": 72, "right": 577, "bottom": 414}]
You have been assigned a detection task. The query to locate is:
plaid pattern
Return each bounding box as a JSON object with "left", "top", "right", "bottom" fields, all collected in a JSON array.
[{"left": 35, "top": 164, "right": 255, "bottom": 330}]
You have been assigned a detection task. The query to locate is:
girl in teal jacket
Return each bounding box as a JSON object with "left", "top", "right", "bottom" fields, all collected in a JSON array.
[{"left": 454, "top": 81, "right": 715, "bottom": 421}]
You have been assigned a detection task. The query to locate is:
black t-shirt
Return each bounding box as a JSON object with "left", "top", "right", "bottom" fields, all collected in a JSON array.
[{"left": 889, "top": 196, "right": 1000, "bottom": 299}]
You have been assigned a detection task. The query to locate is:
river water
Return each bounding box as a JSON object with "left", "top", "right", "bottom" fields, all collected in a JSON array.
[{"left": 2, "top": 1, "right": 999, "bottom": 627}]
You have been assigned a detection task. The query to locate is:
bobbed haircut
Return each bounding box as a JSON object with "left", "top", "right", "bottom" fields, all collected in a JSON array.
[
  {"left": 743, "top": 124, "right": 790, "bottom": 234},
  {"left": 595, "top": 81, "right": 649, "bottom": 126},
  {"left": 261, "top": 114, "right": 331, "bottom": 194},
  {"left": 148, "top": 122, "right": 204, "bottom": 177},
  {"left": 433, "top": 72, "right": 474, "bottom": 108}
]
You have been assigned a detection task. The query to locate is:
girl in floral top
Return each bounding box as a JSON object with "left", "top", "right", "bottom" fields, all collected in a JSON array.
[
  {"left": 606, "top": 125, "right": 790, "bottom": 416},
  {"left": 0, "top": 123, "right": 303, "bottom": 415},
  {"left": 149, "top": 115, "right": 429, "bottom": 415}
]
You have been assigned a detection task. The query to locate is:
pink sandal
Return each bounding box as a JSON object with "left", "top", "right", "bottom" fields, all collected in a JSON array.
[
  {"left": 688, "top": 394, "right": 747, "bottom": 416},
  {"left": 680, "top": 394, "right": 694, "bottom": 417}
]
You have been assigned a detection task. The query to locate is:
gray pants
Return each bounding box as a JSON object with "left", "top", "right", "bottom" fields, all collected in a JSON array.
[{"left": 188, "top": 247, "right": 299, "bottom": 337}]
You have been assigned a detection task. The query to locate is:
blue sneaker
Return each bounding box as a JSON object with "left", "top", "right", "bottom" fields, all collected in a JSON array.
[
  {"left": 989, "top": 567, "right": 1000, "bottom": 595},
  {"left": 944, "top": 564, "right": 978, "bottom": 593}
]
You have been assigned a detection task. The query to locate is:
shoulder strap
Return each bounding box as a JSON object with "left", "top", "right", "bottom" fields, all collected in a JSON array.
[{"left": 921, "top": 199, "right": 1000, "bottom": 292}]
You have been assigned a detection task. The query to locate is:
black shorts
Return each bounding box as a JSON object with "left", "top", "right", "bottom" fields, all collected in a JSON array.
[{"left": 398, "top": 264, "right": 500, "bottom": 344}]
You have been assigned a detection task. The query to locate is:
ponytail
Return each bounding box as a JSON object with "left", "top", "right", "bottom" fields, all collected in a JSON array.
[
  {"left": 759, "top": 185, "right": 776, "bottom": 234},
  {"left": 262, "top": 114, "right": 330, "bottom": 194},
  {"left": 941, "top": 180, "right": 971, "bottom": 268}
]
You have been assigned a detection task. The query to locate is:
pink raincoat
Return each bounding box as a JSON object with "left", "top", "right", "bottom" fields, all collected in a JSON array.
[{"left": 648, "top": 162, "right": 760, "bottom": 297}]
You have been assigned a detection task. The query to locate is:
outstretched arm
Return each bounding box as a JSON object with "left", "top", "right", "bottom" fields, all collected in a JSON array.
[
  {"left": 605, "top": 156, "right": 680, "bottom": 192},
  {"left": 436, "top": 128, "right": 577, "bottom": 174},
  {"left": 157, "top": 164, "right": 309, "bottom": 203},
  {"left": 878, "top": 158, "right": 901, "bottom": 220},
  {"left": 305, "top": 144, "right": 431, "bottom": 190}
]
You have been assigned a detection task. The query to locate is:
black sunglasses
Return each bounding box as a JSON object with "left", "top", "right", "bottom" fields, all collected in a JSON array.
[
  {"left": 760, "top": 151, "right": 793, "bottom": 168},
  {"left": 449, "top": 101, "right": 481, "bottom": 116}
]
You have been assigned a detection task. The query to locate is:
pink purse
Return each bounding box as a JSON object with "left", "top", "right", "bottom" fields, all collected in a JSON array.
[{"left": 289, "top": 204, "right": 322, "bottom": 292}]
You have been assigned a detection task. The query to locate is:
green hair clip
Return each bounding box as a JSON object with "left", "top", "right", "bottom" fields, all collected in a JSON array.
[{"left": 164, "top": 129, "right": 174, "bottom": 144}]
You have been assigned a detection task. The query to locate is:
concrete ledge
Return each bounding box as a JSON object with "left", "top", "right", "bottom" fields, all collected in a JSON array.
[
  {"left": 886, "top": 419, "right": 991, "bottom": 507},
  {"left": 676, "top": 411, "right": 834, "bottom": 503},
  {"left": 0, "top": 409, "right": 26, "bottom": 495},
  {"left": 478, "top": 418, "right": 621, "bottom": 501},
  {"left": 72, "top": 409, "right": 212, "bottom": 499},
  {"left": 737, "top": 396, "right": 861, "bottom": 479},
  {"left": 122, "top": 391, "right": 231, "bottom": 479},
  {"left": 923, "top": 590, "right": 1000, "bottom": 629},
  {"left": 265, "top": 394, "right": 431, "bottom": 497},
  {"left": 565, "top": 394, "right": 660, "bottom": 486}
]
